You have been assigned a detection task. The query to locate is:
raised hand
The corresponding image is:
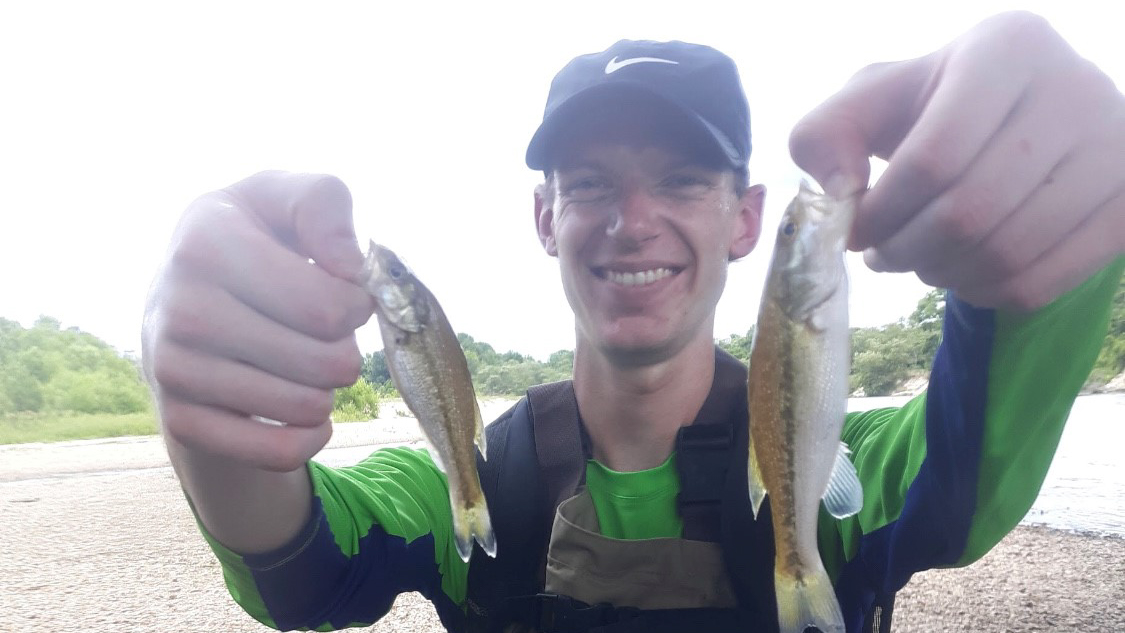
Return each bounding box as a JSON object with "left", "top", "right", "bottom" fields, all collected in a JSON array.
[
  {"left": 790, "top": 11, "right": 1125, "bottom": 310},
  {"left": 143, "top": 171, "right": 374, "bottom": 473}
]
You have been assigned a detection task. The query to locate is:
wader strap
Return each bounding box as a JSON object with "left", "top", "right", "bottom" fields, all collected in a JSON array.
[
  {"left": 676, "top": 349, "right": 746, "bottom": 542},
  {"left": 675, "top": 423, "right": 733, "bottom": 542},
  {"left": 527, "top": 380, "right": 585, "bottom": 512}
]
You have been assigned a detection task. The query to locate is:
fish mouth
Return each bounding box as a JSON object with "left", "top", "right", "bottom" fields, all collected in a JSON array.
[{"left": 592, "top": 265, "right": 683, "bottom": 288}]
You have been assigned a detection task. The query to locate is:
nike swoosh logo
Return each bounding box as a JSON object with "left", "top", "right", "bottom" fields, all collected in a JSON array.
[{"left": 604, "top": 56, "right": 679, "bottom": 74}]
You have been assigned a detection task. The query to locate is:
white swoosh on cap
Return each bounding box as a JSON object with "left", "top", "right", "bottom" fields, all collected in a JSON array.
[{"left": 604, "top": 56, "right": 679, "bottom": 74}]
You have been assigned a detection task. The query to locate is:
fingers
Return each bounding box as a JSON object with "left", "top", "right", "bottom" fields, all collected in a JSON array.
[
  {"left": 792, "top": 10, "right": 1125, "bottom": 311},
  {"left": 158, "top": 279, "right": 363, "bottom": 389},
  {"left": 851, "top": 16, "right": 1051, "bottom": 250},
  {"left": 789, "top": 58, "right": 930, "bottom": 201},
  {"left": 863, "top": 55, "right": 1116, "bottom": 277},
  {"left": 172, "top": 195, "right": 373, "bottom": 341},
  {"left": 223, "top": 170, "right": 367, "bottom": 279},
  {"left": 914, "top": 120, "right": 1125, "bottom": 290},
  {"left": 144, "top": 170, "right": 375, "bottom": 471},
  {"left": 152, "top": 338, "right": 336, "bottom": 428},
  {"left": 159, "top": 396, "right": 334, "bottom": 473},
  {"left": 955, "top": 188, "right": 1125, "bottom": 311}
]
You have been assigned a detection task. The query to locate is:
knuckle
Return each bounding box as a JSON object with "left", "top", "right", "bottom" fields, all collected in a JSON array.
[
  {"left": 261, "top": 429, "right": 321, "bottom": 473},
  {"left": 849, "top": 60, "right": 896, "bottom": 84},
  {"left": 158, "top": 401, "right": 197, "bottom": 444},
  {"left": 983, "top": 242, "right": 1027, "bottom": 279},
  {"left": 900, "top": 140, "right": 959, "bottom": 192},
  {"left": 303, "top": 301, "right": 351, "bottom": 340},
  {"left": 914, "top": 267, "right": 946, "bottom": 289},
  {"left": 149, "top": 348, "right": 185, "bottom": 392},
  {"left": 309, "top": 339, "right": 364, "bottom": 388},
  {"left": 934, "top": 189, "right": 996, "bottom": 244},
  {"left": 169, "top": 225, "right": 219, "bottom": 271},
  {"left": 162, "top": 296, "right": 212, "bottom": 345},
  {"left": 992, "top": 11, "right": 1055, "bottom": 51},
  {"left": 294, "top": 388, "right": 335, "bottom": 423},
  {"left": 1003, "top": 279, "right": 1052, "bottom": 312}
]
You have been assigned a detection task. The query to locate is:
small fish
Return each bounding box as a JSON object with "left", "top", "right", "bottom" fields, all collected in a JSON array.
[
  {"left": 746, "top": 180, "right": 864, "bottom": 633},
  {"left": 359, "top": 240, "right": 496, "bottom": 562}
]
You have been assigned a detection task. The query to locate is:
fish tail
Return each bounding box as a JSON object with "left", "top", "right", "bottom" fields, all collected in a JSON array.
[
  {"left": 451, "top": 491, "right": 497, "bottom": 562},
  {"left": 473, "top": 404, "right": 488, "bottom": 460},
  {"left": 775, "top": 563, "right": 844, "bottom": 633}
]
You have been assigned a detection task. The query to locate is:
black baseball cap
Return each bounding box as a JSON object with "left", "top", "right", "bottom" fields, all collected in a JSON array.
[{"left": 525, "top": 39, "right": 751, "bottom": 171}]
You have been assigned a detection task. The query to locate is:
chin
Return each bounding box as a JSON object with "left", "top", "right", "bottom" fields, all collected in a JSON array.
[{"left": 595, "top": 331, "right": 683, "bottom": 368}]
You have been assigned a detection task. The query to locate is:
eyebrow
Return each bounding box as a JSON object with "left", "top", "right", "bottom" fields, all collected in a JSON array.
[{"left": 552, "top": 159, "right": 608, "bottom": 174}]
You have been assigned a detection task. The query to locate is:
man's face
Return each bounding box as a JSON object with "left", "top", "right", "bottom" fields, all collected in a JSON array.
[{"left": 535, "top": 126, "right": 764, "bottom": 367}]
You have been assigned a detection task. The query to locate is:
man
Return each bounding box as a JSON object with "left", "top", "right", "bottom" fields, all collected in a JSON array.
[{"left": 143, "top": 10, "right": 1124, "bottom": 633}]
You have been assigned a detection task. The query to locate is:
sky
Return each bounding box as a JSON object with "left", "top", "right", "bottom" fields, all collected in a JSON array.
[{"left": 1, "top": 0, "right": 1122, "bottom": 361}]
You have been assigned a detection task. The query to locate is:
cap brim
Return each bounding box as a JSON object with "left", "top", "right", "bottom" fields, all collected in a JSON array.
[{"left": 525, "top": 83, "right": 742, "bottom": 171}]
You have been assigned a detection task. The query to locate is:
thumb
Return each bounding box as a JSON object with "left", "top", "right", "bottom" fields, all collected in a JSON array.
[
  {"left": 224, "top": 170, "right": 366, "bottom": 280},
  {"left": 788, "top": 56, "right": 937, "bottom": 229}
]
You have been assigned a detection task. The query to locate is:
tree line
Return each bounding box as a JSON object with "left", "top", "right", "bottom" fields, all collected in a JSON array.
[{"left": 3, "top": 275, "right": 1122, "bottom": 418}]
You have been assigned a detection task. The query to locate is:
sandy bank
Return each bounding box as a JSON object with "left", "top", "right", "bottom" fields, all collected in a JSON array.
[{"left": 2, "top": 399, "right": 1121, "bottom": 632}]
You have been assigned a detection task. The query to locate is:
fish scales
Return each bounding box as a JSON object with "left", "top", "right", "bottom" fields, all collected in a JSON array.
[
  {"left": 360, "top": 241, "right": 496, "bottom": 563},
  {"left": 747, "top": 181, "right": 863, "bottom": 633}
]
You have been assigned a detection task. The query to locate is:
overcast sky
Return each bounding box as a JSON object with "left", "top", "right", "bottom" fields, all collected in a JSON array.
[{"left": 2, "top": 0, "right": 1122, "bottom": 360}]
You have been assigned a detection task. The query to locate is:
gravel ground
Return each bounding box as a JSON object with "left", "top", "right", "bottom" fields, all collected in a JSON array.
[{"left": 3, "top": 403, "right": 1122, "bottom": 632}]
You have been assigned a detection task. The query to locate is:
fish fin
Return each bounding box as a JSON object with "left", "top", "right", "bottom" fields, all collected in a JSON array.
[
  {"left": 775, "top": 563, "right": 845, "bottom": 633},
  {"left": 473, "top": 400, "right": 487, "bottom": 460},
  {"left": 821, "top": 441, "right": 863, "bottom": 519},
  {"left": 425, "top": 445, "right": 447, "bottom": 475},
  {"left": 451, "top": 489, "right": 497, "bottom": 562},
  {"left": 747, "top": 431, "right": 767, "bottom": 519}
]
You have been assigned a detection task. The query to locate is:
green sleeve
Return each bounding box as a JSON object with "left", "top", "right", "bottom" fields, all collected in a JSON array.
[
  {"left": 191, "top": 446, "right": 469, "bottom": 630},
  {"left": 820, "top": 258, "right": 1123, "bottom": 580}
]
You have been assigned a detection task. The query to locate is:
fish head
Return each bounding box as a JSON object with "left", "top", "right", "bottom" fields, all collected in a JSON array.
[
  {"left": 768, "top": 180, "right": 856, "bottom": 327},
  {"left": 359, "top": 240, "right": 429, "bottom": 333}
]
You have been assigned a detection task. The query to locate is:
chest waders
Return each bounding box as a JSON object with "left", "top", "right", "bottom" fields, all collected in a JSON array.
[{"left": 463, "top": 349, "right": 896, "bottom": 633}]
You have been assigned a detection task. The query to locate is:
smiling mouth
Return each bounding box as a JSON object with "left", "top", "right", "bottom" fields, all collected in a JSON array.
[{"left": 593, "top": 267, "right": 681, "bottom": 287}]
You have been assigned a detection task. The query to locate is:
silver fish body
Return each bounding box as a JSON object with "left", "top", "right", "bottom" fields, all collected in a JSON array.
[
  {"left": 746, "top": 181, "right": 864, "bottom": 633},
  {"left": 359, "top": 240, "right": 495, "bottom": 562}
]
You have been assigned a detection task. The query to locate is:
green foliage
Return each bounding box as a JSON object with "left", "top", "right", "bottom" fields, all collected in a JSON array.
[
  {"left": 0, "top": 412, "right": 157, "bottom": 444},
  {"left": 333, "top": 377, "right": 381, "bottom": 422},
  {"left": 716, "top": 327, "right": 755, "bottom": 363},
  {"left": 908, "top": 289, "right": 946, "bottom": 362},
  {"left": 850, "top": 323, "right": 931, "bottom": 396},
  {"left": 0, "top": 316, "right": 151, "bottom": 415},
  {"left": 361, "top": 350, "right": 391, "bottom": 386},
  {"left": 1089, "top": 273, "right": 1125, "bottom": 385}
]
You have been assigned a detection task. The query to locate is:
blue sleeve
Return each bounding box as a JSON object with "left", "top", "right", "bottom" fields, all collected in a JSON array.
[
  {"left": 820, "top": 259, "right": 1122, "bottom": 621},
  {"left": 192, "top": 447, "right": 468, "bottom": 631}
]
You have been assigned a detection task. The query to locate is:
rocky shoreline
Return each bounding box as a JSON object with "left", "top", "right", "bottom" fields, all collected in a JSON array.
[{"left": 2, "top": 421, "right": 1122, "bottom": 632}]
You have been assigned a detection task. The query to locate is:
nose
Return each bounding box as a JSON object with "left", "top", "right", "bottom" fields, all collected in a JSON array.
[{"left": 606, "top": 185, "right": 659, "bottom": 245}]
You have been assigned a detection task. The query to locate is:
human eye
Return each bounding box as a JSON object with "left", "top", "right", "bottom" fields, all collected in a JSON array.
[
  {"left": 559, "top": 173, "right": 613, "bottom": 201},
  {"left": 660, "top": 170, "right": 716, "bottom": 196}
]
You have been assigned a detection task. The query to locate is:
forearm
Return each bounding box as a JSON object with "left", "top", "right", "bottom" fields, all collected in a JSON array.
[{"left": 167, "top": 435, "right": 313, "bottom": 555}]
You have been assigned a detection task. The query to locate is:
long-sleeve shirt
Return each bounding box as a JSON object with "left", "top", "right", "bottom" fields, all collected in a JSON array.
[{"left": 191, "top": 258, "right": 1123, "bottom": 631}]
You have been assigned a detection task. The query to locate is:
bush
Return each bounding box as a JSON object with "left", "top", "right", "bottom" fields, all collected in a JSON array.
[{"left": 333, "top": 378, "right": 380, "bottom": 422}]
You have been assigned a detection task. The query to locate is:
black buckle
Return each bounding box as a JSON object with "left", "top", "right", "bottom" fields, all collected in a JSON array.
[{"left": 675, "top": 423, "right": 733, "bottom": 542}]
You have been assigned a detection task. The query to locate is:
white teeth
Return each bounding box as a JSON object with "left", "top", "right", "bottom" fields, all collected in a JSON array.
[{"left": 605, "top": 268, "right": 674, "bottom": 286}]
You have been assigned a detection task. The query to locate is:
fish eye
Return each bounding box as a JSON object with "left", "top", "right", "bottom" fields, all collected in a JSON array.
[
  {"left": 782, "top": 221, "right": 796, "bottom": 236},
  {"left": 389, "top": 264, "right": 405, "bottom": 280}
]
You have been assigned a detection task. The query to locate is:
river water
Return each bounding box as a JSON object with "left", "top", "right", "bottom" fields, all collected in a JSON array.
[{"left": 849, "top": 393, "right": 1125, "bottom": 538}]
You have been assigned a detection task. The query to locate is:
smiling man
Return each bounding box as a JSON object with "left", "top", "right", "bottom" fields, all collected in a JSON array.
[{"left": 143, "top": 11, "right": 1124, "bottom": 633}]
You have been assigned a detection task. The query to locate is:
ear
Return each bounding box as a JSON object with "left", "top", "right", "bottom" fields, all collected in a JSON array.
[
  {"left": 729, "top": 184, "right": 766, "bottom": 261},
  {"left": 534, "top": 184, "right": 558, "bottom": 257}
]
